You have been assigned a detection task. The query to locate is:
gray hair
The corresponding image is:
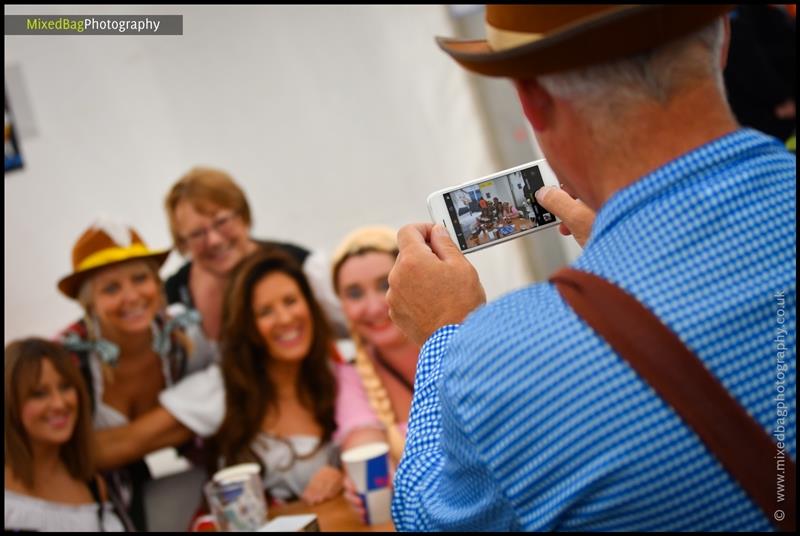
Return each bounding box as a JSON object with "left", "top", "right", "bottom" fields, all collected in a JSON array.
[{"left": 538, "top": 18, "right": 725, "bottom": 117}]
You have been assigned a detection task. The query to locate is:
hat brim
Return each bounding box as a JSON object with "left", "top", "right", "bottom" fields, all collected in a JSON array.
[
  {"left": 437, "top": 5, "right": 735, "bottom": 79},
  {"left": 58, "top": 249, "right": 171, "bottom": 300}
]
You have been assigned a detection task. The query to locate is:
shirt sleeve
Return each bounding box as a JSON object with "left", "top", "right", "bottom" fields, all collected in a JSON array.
[
  {"left": 158, "top": 364, "right": 225, "bottom": 437},
  {"left": 332, "top": 362, "right": 383, "bottom": 445},
  {"left": 391, "top": 324, "right": 519, "bottom": 531}
]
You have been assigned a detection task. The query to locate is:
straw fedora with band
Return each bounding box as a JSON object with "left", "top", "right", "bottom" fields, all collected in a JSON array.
[
  {"left": 437, "top": 5, "right": 735, "bottom": 79},
  {"left": 58, "top": 221, "right": 170, "bottom": 300}
]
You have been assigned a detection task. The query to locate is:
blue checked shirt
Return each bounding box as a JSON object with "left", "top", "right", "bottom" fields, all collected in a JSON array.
[{"left": 392, "top": 129, "right": 796, "bottom": 531}]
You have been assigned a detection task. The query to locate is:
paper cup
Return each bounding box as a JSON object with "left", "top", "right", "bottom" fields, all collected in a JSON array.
[
  {"left": 213, "top": 463, "right": 261, "bottom": 484},
  {"left": 205, "top": 463, "right": 268, "bottom": 531},
  {"left": 341, "top": 442, "right": 391, "bottom": 525}
]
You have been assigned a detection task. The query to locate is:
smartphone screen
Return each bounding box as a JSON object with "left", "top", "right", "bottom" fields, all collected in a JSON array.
[{"left": 440, "top": 162, "right": 557, "bottom": 252}]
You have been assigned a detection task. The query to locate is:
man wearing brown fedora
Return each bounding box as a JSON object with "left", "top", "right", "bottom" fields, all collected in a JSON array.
[{"left": 386, "top": 5, "right": 795, "bottom": 531}]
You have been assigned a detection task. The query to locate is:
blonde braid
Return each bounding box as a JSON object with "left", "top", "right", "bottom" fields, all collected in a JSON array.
[{"left": 351, "top": 332, "right": 405, "bottom": 464}]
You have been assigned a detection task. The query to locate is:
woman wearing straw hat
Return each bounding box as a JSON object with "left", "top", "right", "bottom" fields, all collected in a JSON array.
[{"left": 56, "top": 219, "right": 214, "bottom": 531}]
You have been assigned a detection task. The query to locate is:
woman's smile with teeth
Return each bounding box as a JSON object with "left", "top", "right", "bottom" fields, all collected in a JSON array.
[
  {"left": 121, "top": 307, "right": 147, "bottom": 319},
  {"left": 275, "top": 327, "right": 303, "bottom": 344},
  {"left": 48, "top": 413, "right": 71, "bottom": 429}
]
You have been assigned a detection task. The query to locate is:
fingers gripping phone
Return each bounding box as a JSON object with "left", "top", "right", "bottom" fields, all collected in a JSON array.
[{"left": 427, "top": 158, "right": 560, "bottom": 254}]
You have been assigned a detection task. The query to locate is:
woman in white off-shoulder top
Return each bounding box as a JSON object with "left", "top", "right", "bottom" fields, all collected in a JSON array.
[{"left": 4, "top": 338, "right": 129, "bottom": 532}]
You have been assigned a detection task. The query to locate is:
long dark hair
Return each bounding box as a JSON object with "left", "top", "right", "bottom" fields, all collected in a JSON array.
[
  {"left": 4, "top": 338, "right": 95, "bottom": 488},
  {"left": 212, "top": 250, "right": 337, "bottom": 470}
]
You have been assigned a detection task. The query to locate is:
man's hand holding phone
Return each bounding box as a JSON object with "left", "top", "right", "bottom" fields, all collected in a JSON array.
[
  {"left": 534, "top": 186, "right": 595, "bottom": 247},
  {"left": 387, "top": 223, "right": 486, "bottom": 345},
  {"left": 389, "top": 179, "right": 597, "bottom": 345},
  {"left": 427, "top": 159, "right": 563, "bottom": 253}
]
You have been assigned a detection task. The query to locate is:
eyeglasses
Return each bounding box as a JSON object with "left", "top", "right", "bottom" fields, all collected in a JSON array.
[{"left": 180, "top": 211, "right": 238, "bottom": 249}]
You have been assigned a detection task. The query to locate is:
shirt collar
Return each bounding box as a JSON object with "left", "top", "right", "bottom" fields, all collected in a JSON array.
[{"left": 586, "top": 128, "right": 782, "bottom": 247}]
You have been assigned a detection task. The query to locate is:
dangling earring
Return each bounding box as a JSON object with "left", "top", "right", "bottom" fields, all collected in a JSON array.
[
  {"left": 151, "top": 262, "right": 175, "bottom": 352},
  {"left": 87, "top": 313, "right": 120, "bottom": 384}
]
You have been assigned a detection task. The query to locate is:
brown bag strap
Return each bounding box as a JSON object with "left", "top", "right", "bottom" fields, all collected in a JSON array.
[{"left": 550, "top": 267, "right": 795, "bottom": 532}]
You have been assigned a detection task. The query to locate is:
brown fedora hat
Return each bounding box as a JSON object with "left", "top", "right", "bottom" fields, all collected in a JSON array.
[
  {"left": 58, "top": 220, "right": 171, "bottom": 300},
  {"left": 437, "top": 5, "right": 735, "bottom": 79}
]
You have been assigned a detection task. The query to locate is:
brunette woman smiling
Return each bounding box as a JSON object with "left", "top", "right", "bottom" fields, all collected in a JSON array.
[
  {"left": 158, "top": 250, "right": 385, "bottom": 505},
  {"left": 4, "top": 338, "right": 129, "bottom": 531}
]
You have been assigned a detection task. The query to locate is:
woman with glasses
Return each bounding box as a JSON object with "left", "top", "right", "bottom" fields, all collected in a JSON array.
[{"left": 163, "top": 167, "right": 346, "bottom": 366}]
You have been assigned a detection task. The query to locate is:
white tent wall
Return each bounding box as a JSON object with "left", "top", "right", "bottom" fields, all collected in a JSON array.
[{"left": 4, "top": 5, "right": 569, "bottom": 344}]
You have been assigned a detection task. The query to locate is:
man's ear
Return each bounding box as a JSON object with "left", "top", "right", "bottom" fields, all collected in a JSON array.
[
  {"left": 720, "top": 15, "right": 731, "bottom": 71},
  {"left": 514, "top": 78, "right": 553, "bottom": 132}
]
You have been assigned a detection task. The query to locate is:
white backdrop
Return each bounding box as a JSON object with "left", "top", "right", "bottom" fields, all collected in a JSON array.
[{"left": 4, "top": 5, "right": 542, "bottom": 344}]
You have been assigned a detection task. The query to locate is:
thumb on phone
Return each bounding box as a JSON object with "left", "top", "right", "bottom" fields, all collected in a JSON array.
[
  {"left": 430, "top": 224, "right": 463, "bottom": 262},
  {"left": 535, "top": 186, "right": 595, "bottom": 247}
]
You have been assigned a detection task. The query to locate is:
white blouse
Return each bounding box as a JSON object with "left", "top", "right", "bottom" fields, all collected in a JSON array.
[
  {"left": 4, "top": 489, "right": 125, "bottom": 532},
  {"left": 159, "top": 363, "right": 382, "bottom": 501},
  {"left": 252, "top": 434, "right": 340, "bottom": 502}
]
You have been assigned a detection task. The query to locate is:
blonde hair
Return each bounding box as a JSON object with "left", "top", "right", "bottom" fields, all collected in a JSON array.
[
  {"left": 75, "top": 259, "right": 192, "bottom": 381},
  {"left": 331, "top": 226, "right": 406, "bottom": 463},
  {"left": 350, "top": 333, "right": 407, "bottom": 464}
]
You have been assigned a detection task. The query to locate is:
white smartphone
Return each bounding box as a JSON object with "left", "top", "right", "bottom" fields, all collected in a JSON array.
[{"left": 427, "top": 158, "right": 560, "bottom": 254}]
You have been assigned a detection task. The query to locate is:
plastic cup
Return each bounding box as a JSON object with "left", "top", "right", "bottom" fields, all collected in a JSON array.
[
  {"left": 341, "top": 442, "right": 391, "bottom": 525},
  {"left": 204, "top": 463, "right": 267, "bottom": 532}
]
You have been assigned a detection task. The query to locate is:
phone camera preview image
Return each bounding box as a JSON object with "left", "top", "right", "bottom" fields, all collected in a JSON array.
[{"left": 444, "top": 164, "right": 555, "bottom": 251}]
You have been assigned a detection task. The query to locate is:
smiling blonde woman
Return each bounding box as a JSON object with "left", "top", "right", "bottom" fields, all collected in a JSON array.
[
  {"left": 55, "top": 219, "right": 214, "bottom": 531},
  {"left": 331, "top": 226, "right": 420, "bottom": 465}
]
